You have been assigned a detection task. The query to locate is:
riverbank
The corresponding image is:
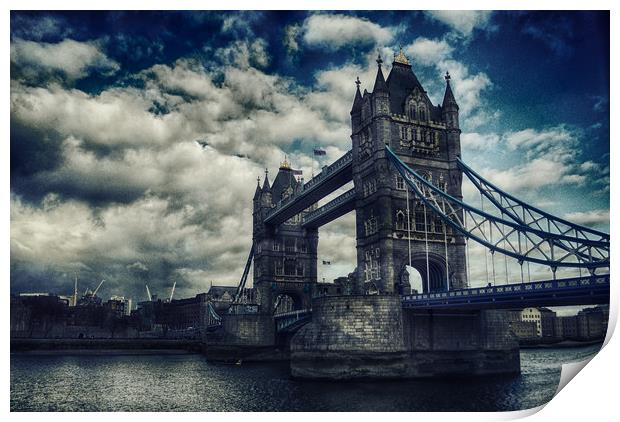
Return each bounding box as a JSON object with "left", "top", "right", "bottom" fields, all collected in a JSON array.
[
  {"left": 11, "top": 338, "right": 202, "bottom": 353},
  {"left": 519, "top": 339, "right": 604, "bottom": 349}
]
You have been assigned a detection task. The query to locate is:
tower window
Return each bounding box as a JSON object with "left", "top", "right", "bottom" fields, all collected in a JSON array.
[
  {"left": 396, "top": 175, "right": 405, "bottom": 190},
  {"left": 284, "top": 259, "right": 296, "bottom": 276},
  {"left": 396, "top": 210, "right": 405, "bottom": 230},
  {"left": 409, "top": 104, "right": 417, "bottom": 120},
  {"left": 415, "top": 205, "right": 425, "bottom": 232},
  {"left": 275, "top": 260, "right": 283, "bottom": 275}
]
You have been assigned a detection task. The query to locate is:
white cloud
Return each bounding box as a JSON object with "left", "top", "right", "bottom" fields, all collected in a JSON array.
[
  {"left": 302, "top": 14, "right": 394, "bottom": 49},
  {"left": 214, "top": 39, "right": 270, "bottom": 69},
  {"left": 284, "top": 24, "right": 301, "bottom": 54},
  {"left": 426, "top": 11, "right": 493, "bottom": 37},
  {"left": 563, "top": 209, "right": 610, "bottom": 227},
  {"left": 10, "top": 48, "right": 366, "bottom": 295},
  {"left": 11, "top": 38, "right": 119, "bottom": 80},
  {"left": 405, "top": 37, "right": 454, "bottom": 66},
  {"left": 461, "top": 132, "right": 499, "bottom": 150},
  {"left": 470, "top": 125, "right": 608, "bottom": 199}
]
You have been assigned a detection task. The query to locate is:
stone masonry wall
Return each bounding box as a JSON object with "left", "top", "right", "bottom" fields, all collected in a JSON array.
[
  {"left": 292, "top": 295, "right": 405, "bottom": 353},
  {"left": 290, "top": 295, "right": 407, "bottom": 379},
  {"left": 219, "top": 314, "right": 275, "bottom": 346}
]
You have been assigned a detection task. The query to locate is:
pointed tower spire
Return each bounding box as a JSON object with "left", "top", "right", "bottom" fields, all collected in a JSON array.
[
  {"left": 442, "top": 71, "right": 459, "bottom": 131},
  {"left": 351, "top": 76, "right": 363, "bottom": 113},
  {"left": 442, "top": 71, "right": 458, "bottom": 110},
  {"left": 253, "top": 176, "right": 262, "bottom": 200},
  {"left": 262, "top": 168, "right": 270, "bottom": 190},
  {"left": 372, "top": 53, "right": 388, "bottom": 93}
]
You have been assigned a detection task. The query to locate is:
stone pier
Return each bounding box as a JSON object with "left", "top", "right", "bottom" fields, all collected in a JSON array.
[{"left": 290, "top": 295, "right": 520, "bottom": 379}]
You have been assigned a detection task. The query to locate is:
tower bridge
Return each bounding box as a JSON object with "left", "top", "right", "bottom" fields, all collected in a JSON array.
[{"left": 206, "top": 48, "right": 610, "bottom": 379}]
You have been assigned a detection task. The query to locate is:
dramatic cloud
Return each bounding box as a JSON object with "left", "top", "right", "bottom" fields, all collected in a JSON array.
[
  {"left": 10, "top": 42, "right": 359, "bottom": 297},
  {"left": 470, "top": 126, "right": 609, "bottom": 200},
  {"left": 461, "top": 132, "right": 500, "bottom": 150},
  {"left": 406, "top": 37, "right": 453, "bottom": 66},
  {"left": 9, "top": 11, "right": 609, "bottom": 302},
  {"left": 214, "top": 39, "right": 270, "bottom": 69},
  {"left": 11, "top": 38, "right": 119, "bottom": 80},
  {"left": 563, "top": 209, "right": 610, "bottom": 228},
  {"left": 302, "top": 14, "right": 394, "bottom": 49},
  {"left": 426, "top": 11, "right": 494, "bottom": 37}
]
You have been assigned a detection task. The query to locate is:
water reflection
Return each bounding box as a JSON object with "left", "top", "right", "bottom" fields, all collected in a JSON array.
[{"left": 10, "top": 344, "right": 601, "bottom": 412}]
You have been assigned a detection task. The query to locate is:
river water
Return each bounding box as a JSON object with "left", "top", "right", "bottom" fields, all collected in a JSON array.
[{"left": 10, "top": 344, "right": 602, "bottom": 412}]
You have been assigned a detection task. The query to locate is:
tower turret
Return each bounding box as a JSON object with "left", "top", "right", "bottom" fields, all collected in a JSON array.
[
  {"left": 261, "top": 169, "right": 272, "bottom": 207},
  {"left": 253, "top": 177, "right": 262, "bottom": 201},
  {"left": 350, "top": 77, "right": 363, "bottom": 133},
  {"left": 372, "top": 55, "right": 389, "bottom": 117},
  {"left": 442, "top": 71, "right": 459, "bottom": 130},
  {"left": 441, "top": 71, "right": 461, "bottom": 163}
]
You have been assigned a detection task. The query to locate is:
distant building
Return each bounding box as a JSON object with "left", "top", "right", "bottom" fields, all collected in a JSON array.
[
  {"left": 520, "top": 308, "right": 543, "bottom": 337},
  {"left": 315, "top": 282, "right": 344, "bottom": 297},
  {"left": 510, "top": 321, "right": 538, "bottom": 340},
  {"left": 10, "top": 294, "right": 69, "bottom": 338},
  {"left": 558, "top": 316, "right": 579, "bottom": 339},
  {"left": 105, "top": 296, "right": 132, "bottom": 318},
  {"left": 577, "top": 306, "right": 607, "bottom": 340},
  {"left": 539, "top": 308, "right": 557, "bottom": 338},
  {"left": 206, "top": 286, "right": 237, "bottom": 312},
  {"left": 157, "top": 293, "right": 209, "bottom": 331}
]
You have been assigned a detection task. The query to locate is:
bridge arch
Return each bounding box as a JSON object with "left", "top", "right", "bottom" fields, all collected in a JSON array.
[
  {"left": 398, "top": 252, "right": 449, "bottom": 293},
  {"left": 273, "top": 292, "right": 304, "bottom": 314}
]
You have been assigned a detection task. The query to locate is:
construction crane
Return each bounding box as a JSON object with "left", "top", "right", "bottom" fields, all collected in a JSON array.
[
  {"left": 145, "top": 284, "right": 152, "bottom": 301},
  {"left": 73, "top": 274, "right": 78, "bottom": 306},
  {"left": 92, "top": 279, "right": 105, "bottom": 296},
  {"left": 169, "top": 281, "right": 176, "bottom": 302}
]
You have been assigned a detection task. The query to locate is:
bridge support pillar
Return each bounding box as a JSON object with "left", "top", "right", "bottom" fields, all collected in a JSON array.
[
  {"left": 290, "top": 295, "right": 408, "bottom": 379},
  {"left": 291, "top": 296, "right": 520, "bottom": 379}
]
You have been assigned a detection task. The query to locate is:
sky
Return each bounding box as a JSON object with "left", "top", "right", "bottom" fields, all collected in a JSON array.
[{"left": 10, "top": 11, "right": 610, "bottom": 305}]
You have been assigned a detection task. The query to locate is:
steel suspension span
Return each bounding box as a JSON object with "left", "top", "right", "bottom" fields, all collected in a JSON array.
[
  {"left": 233, "top": 245, "right": 254, "bottom": 304},
  {"left": 385, "top": 146, "right": 609, "bottom": 271}
]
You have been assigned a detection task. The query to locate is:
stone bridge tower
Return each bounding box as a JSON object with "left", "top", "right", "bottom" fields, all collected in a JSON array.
[
  {"left": 350, "top": 48, "right": 468, "bottom": 294},
  {"left": 252, "top": 160, "right": 318, "bottom": 314}
]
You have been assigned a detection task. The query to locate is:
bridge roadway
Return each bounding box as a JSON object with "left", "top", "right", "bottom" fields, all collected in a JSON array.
[
  {"left": 401, "top": 274, "right": 610, "bottom": 310},
  {"left": 264, "top": 151, "right": 353, "bottom": 226},
  {"left": 271, "top": 275, "right": 609, "bottom": 332}
]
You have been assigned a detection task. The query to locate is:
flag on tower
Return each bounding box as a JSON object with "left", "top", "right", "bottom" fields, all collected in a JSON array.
[
  {"left": 322, "top": 260, "right": 331, "bottom": 265},
  {"left": 313, "top": 148, "right": 326, "bottom": 156}
]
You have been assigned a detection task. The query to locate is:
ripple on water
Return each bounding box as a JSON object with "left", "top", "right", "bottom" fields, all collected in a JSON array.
[{"left": 10, "top": 344, "right": 602, "bottom": 412}]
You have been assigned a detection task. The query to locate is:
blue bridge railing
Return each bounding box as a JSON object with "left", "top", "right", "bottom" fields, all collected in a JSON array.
[{"left": 401, "top": 274, "right": 610, "bottom": 310}]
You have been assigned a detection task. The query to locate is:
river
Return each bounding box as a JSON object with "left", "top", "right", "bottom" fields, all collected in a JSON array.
[{"left": 10, "top": 343, "right": 602, "bottom": 412}]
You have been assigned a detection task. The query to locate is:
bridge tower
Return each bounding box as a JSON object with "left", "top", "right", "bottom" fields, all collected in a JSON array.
[
  {"left": 351, "top": 48, "right": 467, "bottom": 294},
  {"left": 252, "top": 161, "right": 318, "bottom": 314}
]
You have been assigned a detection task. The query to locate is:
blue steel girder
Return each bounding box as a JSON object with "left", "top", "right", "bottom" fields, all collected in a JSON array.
[
  {"left": 264, "top": 151, "right": 353, "bottom": 226},
  {"left": 302, "top": 188, "right": 356, "bottom": 228},
  {"left": 401, "top": 274, "right": 610, "bottom": 310},
  {"left": 457, "top": 157, "right": 609, "bottom": 244},
  {"left": 385, "top": 146, "right": 609, "bottom": 269},
  {"left": 274, "top": 309, "right": 312, "bottom": 332}
]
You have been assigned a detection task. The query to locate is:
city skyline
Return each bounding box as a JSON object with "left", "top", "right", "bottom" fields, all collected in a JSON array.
[{"left": 10, "top": 11, "right": 610, "bottom": 303}]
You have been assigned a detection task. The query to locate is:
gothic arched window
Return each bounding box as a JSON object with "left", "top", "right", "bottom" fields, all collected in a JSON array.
[
  {"left": 415, "top": 205, "right": 425, "bottom": 232},
  {"left": 409, "top": 102, "right": 417, "bottom": 120},
  {"left": 420, "top": 107, "right": 426, "bottom": 121},
  {"left": 396, "top": 210, "right": 405, "bottom": 230}
]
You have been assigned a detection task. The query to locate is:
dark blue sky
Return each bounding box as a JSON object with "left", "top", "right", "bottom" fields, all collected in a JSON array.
[{"left": 10, "top": 11, "right": 610, "bottom": 299}]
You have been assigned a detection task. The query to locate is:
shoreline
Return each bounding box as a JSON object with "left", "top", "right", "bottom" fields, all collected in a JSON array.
[{"left": 519, "top": 339, "right": 604, "bottom": 349}]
